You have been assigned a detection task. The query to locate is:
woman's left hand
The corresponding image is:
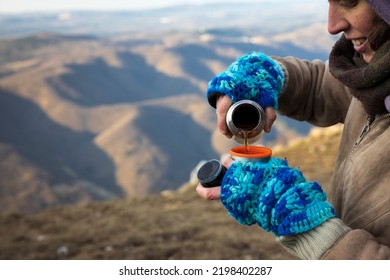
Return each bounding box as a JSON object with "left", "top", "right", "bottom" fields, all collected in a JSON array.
[{"left": 196, "top": 155, "right": 234, "bottom": 200}]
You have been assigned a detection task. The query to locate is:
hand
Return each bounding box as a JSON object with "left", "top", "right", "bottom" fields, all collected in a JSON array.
[
  {"left": 215, "top": 95, "right": 277, "bottom": 138},
  {"left": 207, "top": 52, "right": 284, "bottom": 110},
  {"left": 196, "top": 155, "right": 234, "bottom": 200},
  {"left": 219, "top": 158, "right": 336, "bottom": 236}
]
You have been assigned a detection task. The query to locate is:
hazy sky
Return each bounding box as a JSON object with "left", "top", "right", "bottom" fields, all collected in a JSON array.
[{"left": 0, "top": 0, "right": 291, "bottom": 13}]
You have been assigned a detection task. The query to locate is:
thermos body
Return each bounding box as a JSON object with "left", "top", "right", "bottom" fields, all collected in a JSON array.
[{"left": 225, "top": 100, "right": 265, "bottom": 143}]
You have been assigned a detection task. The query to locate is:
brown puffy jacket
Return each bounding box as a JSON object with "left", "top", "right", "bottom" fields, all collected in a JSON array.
[{"left": 276, "top": 56, "right": 390, "bottom": 259}]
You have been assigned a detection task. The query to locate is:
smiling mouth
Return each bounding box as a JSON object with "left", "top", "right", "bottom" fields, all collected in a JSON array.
[{"left": 351, "top": 38, "right": 367, "bottom": 53}]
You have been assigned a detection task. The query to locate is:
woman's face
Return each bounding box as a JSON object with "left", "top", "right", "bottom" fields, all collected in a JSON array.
[{"left": 328, "top": 0, "right": 377, "bottom": 62}]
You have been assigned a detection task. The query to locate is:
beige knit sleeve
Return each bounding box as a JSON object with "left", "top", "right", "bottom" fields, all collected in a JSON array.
[{"left": 276, "top": 218, "right": 350, "bottom": 260}]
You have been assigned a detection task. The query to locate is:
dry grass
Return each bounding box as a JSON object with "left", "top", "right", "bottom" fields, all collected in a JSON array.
[{"left": 0, "top": 190, "right": 295, "bottom": 260}]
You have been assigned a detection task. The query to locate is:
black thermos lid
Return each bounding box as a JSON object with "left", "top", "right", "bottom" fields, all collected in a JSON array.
[{"left": 197, "top": 159, "right": 227, "bottom": 188}]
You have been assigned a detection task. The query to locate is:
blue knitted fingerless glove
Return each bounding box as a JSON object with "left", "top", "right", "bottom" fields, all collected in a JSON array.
[
  {"left": 207, "top": 51, "right": 284, "bottom": 108},
  {"left": 220, "top": 158, "right": 336, "bottom": 236}
]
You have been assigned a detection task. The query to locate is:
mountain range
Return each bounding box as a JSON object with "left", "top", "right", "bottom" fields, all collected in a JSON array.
[{"left": 0, "top": 2, "right": 338, "bottom": 214}]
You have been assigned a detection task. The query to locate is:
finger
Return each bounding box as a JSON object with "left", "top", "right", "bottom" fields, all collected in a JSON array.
[
  {"left": 220, "top": 154, "right": 234, "bottom": 169},
  {"left": 216, "top": 95, "right": 232, "bottom": 138},
  {"left": 196, "top": 184, "right": 221, "bottom": 200},
  {"left": 264, "top": 107, "right": 277, "bottom": 133}
]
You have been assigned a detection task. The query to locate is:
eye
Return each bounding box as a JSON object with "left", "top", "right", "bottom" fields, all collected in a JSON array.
[{"left": 339, "top": 0, "right": 358, "bottom": 8}]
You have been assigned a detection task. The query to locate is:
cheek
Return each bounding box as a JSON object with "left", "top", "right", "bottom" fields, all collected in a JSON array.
[
  {"left": 356, "top": 7, "right": 377, "bottom": 34},
  {"left": 353, "top": 13, "right": 375, "bottom": 34}
]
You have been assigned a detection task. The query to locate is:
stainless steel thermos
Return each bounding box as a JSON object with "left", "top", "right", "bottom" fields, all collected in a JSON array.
[{"left": 225, "top": 99, "right": 265, "bottom": 143}]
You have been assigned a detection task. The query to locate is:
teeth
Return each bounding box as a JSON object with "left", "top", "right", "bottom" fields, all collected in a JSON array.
[{"left": 352, "top": 39, "right": 365, "bottom": 46}]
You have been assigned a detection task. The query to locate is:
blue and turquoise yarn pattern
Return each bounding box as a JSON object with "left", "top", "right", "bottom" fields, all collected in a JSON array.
[
  {"left": 220, "top": 158, "right": 336, "bottom": 236},
  {"left": 206, "top": 51, "right": 284, "bottom": 108}
]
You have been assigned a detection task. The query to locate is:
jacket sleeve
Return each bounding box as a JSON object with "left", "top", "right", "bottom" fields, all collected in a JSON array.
[
  {"left": 322, "top": 229, "right": 390, "bottom": 259},
  {"left": 277, "top": 218, "right": 390, "bottom": 259},
  {"left": 273, "top": 56, "right": 352, "bottom": 126}
]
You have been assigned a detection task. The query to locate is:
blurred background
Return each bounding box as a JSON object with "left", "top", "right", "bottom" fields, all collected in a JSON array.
[{"left": 0, "top": 0, "right": 342, "bottom": 259}]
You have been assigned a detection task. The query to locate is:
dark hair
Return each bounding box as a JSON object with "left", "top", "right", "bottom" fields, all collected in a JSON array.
[{"left": 368, "top": 15, "right": 390, "bottom": 51}]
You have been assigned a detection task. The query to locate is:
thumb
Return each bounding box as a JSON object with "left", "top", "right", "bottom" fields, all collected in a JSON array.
[{"left": 221, "top": 154, "right": 234, "bottom": 169}]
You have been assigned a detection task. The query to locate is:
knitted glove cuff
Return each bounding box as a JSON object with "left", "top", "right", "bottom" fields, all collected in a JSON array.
[
  {"left": 220, "top": 159, "right": 336, "bottom": 236},
  {"left": 276, "top": 218, "right": 351, "bottom": 259},
  {"left": 206, "top": 52, "right": 284, "bottom": 108},
  {"left": 272, "top": 182, "right": 336, "bottom": 236}
]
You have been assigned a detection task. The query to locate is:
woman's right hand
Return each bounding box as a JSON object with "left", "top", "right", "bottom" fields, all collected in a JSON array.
[{"left": 215, "top": 95, "right": 233, "bottom": 138}]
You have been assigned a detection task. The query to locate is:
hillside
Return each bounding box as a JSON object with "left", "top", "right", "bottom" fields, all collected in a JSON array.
[
  {"left": 0, "top": 125, "right": 342, "bottom": 260},
  {"left": 0, "top": 33, "right": 218, "bottom": 213}
]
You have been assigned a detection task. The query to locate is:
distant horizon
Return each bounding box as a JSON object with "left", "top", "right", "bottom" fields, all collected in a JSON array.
[{"left": 0, "top": 0, "right": 314, "bottom": 13}]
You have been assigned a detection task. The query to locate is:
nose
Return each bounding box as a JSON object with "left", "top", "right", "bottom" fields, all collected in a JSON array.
[{"left": 327, "top": 2, "right": 349, "bottom": 35}]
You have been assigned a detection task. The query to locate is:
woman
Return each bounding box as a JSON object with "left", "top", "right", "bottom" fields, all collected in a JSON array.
[{"left": 197, "top": 0, "right": 390, "bottom": 259}]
